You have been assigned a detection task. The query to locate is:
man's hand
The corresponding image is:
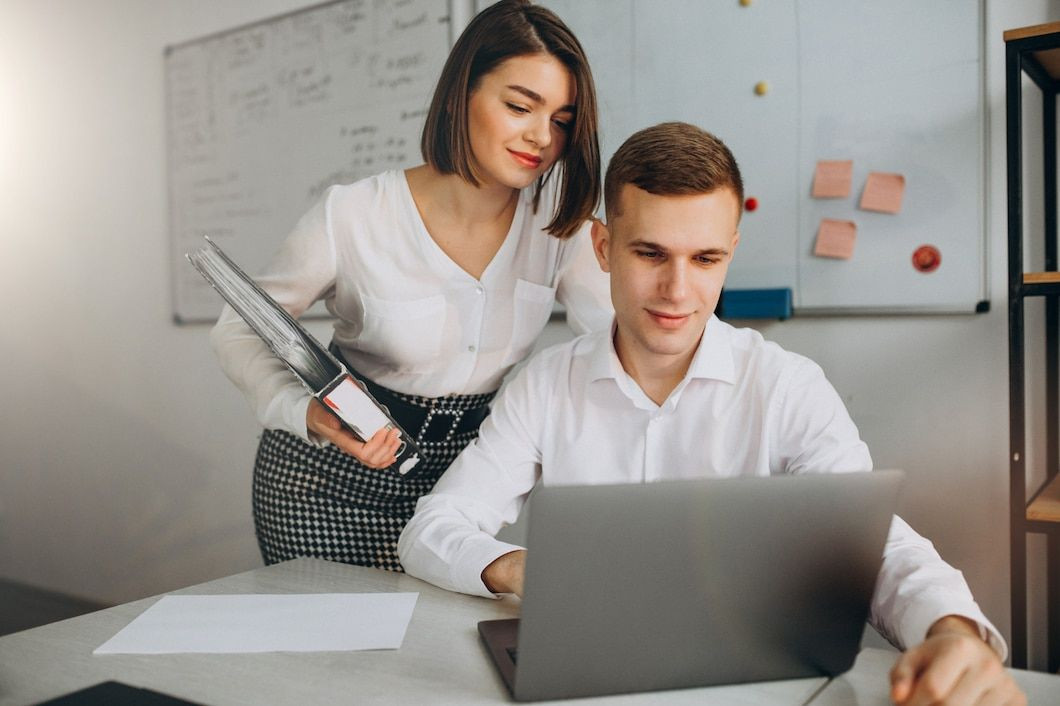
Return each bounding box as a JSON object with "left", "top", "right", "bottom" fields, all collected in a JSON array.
[
  {"left": 481, "top": 550, "right": 526, "bottom": 596},
  {"left": 306, "top": 398, "right": 402, "bottom": 468},
  {"left": 890, "top": 615, "right": 1025, "bottom": 705}
]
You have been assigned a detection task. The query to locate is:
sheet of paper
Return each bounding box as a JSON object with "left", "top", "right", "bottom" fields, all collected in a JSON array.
[
  {"left": 813, "top": 219, "right": 857, "bottom": 260},
  {"left": 859, "top": 172, "right": 905, "bottom": 213},
  {"left": 811, "top": 160, "right": 853, "bottom": 198},
  {"left": 94, "top": 593, "right": 418, "bottom": 654}
]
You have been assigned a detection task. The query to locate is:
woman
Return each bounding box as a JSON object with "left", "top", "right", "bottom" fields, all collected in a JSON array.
[{"left": 211, "top": 0, "right": 611, "bottom": 571}]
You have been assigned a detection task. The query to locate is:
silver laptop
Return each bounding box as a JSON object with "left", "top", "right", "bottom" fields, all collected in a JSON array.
[{"left": 478, "top": 470, "right": 903, "bottom": 701}]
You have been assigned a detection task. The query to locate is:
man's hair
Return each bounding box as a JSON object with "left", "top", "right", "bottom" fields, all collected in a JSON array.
[
  {"left": 420, "top": 0, "right": 600, "bottom": 239},
  {"left": 603, "top": 122, "right": 743, "bottom": 223}
]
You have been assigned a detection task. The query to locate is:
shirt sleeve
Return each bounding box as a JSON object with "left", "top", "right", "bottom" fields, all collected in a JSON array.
[
  {"left": 208, "top": 188, "right": 339, "bottom": 442},
  {"left": 398, "top": 350, "right": 553, "bottom": 597},
  {"left": 772, "top": 357, "right": 1006, "bottom": 658},
  {"left": 772, "top": 356, "right": 873, "bottom": 474},
  {"left": 872, "top": 515, "right": 1007, "bottom": 659},
  {"left": 555, "top": 220, "right": 613, "bottom": 335}
]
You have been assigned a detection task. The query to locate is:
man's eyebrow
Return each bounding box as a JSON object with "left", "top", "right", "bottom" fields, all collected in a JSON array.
[
  {"left": 506, "top": 84, "right": 575, "bottom": 113},
  {"left": 628, "top": 239, "right": 730, "bottom": 257}
]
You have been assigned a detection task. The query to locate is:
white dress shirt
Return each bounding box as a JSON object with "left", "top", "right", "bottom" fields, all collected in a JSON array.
[
  {"left": 210, "top": 169, "right": 612, "bottom": 442},
  {"left": 398, "top": 316, "right": 1006, "bottom": 657}
]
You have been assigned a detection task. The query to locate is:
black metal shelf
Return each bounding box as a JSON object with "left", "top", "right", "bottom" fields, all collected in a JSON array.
[{"left": 1006, "top": 22, "right": 1060, "bottom": 672}]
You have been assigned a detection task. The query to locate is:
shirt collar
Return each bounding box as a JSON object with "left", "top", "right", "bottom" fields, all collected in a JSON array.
[{"left": 586, "top": 314, "right": 737, "bottom": 386}]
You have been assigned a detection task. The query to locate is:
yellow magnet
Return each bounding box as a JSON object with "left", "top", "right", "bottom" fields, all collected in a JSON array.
[{"left": 754, "top": 80, "right": 769, "bottom": 96}]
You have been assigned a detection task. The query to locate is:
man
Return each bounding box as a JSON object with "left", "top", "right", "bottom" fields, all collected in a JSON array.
[{"left": 398, "top": 123, "right": 1023, "bottom": 705}]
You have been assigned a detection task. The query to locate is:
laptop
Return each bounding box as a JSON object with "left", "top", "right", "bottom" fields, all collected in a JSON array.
[{"left": 478, "top": 470, "right": 903, "bottom": 701}]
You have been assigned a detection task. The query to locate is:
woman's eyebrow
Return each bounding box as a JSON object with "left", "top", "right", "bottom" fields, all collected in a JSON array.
[{"left": 506, "top": 84, "right": 575, "bottom": 112}]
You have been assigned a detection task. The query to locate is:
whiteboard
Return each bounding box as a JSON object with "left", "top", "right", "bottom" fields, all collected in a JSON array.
[
  {"left": 535, "top": 0, "right": 987, "bottom": 313},
  {"left": 167, "top": 0, "right": 452, "bottom": 322}
]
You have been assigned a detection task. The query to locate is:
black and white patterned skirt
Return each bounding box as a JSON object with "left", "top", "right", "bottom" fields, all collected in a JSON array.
[{"left": 252, "top": 369, "right": 495, "bottom": 572}]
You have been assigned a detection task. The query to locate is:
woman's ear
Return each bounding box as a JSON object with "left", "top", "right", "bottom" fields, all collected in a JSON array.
[{"left": 590, "top": 218, "right": 612, "bottom": 273}]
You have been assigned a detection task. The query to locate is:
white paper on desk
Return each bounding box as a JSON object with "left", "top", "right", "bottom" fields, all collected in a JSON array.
[{"left": 94, "top": 593, "right": 418, "bottom": 654}]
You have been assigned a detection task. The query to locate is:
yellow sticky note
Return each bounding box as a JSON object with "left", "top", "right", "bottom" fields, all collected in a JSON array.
[
  {"left": 814, "top": 219, "right": 857, "bottom": 260},
  {"left": 860, "top": 172, "right": 905, "bottom": 213},
  {"left": 812, "top": 160, "right": 853, "bottom": 198}
]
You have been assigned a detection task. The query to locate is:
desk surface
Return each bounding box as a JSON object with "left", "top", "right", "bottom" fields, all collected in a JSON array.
[{"left": 0, "top": 559, "right": 1056, "bottom": 706}]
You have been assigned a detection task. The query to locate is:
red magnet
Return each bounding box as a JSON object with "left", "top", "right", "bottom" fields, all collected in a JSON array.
[
  {"left": 744, "top": 197, "right": 758, "bottom": 212},
  {"left": 912, "top": 245, "right": 941, "bottom": 273}
]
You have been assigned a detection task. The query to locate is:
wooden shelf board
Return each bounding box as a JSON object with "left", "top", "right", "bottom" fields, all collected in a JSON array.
[
  {"left": 1027, "top": 474, "right": 1060, "bottom": 523},
  {"left": 1005, "top": 22, "right": 1060, "bottom": 42},
  {"left": 1023, "top": 271, "right": 1060, "bottom": 284}
]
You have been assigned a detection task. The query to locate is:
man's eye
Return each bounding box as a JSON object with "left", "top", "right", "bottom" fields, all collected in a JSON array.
[
  {"left": 636, "top": 250, "right": 661, "bottom": 259},
  {"left": 696, "top": 256, "right": 719, "bottom": 265}
]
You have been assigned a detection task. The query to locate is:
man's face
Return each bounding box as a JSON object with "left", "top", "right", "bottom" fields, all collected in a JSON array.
[{"left": 592, "top": 184, "right": 740, "bottom": 371}]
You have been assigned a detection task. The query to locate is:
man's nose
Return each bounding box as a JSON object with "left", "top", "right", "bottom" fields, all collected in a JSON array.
[{"left": 660, "top": 261, "right": 688, "bottom": 301}]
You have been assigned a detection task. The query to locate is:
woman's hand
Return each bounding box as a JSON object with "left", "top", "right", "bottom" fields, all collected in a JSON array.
[{"left": 306, "top": 398, "right": 403, "bottom": 468}]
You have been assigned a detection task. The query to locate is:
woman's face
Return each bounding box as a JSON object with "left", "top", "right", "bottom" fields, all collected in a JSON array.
[{"left": 466, "top": 52, "right": 576, "bottom": 191}]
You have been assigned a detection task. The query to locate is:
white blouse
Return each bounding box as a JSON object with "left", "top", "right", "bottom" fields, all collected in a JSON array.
[{"left": 210, "top": 169, "right": 612, "bottom": 442}]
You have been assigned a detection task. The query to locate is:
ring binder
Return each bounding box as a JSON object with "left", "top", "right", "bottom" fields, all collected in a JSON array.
[{"left": 187, "top": 236, "right": 424, "bottom": 476}]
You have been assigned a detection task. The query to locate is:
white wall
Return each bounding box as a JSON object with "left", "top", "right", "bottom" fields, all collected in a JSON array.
[{"left": 0, "top": 0, "right": 1055, "bottom": 669}]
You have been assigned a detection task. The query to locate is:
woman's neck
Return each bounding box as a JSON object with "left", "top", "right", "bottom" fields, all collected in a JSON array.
[
  {"left": 406, "top": 164, "right": 518, "bottom": 230},
  {"left": 404, "top": 164, "right": 521, "bottom": 280}
]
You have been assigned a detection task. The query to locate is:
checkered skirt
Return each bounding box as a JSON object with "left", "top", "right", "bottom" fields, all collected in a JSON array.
[{"left": 251, "top": 387, "right": 495, "bottom": 572}]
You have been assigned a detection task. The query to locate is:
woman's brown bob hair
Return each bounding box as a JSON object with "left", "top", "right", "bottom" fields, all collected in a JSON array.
[{"left": 420, "top": 0, "right": 599, "bottom": 240}]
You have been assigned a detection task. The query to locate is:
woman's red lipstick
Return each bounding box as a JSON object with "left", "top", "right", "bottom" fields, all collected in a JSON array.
[{"left": 509, "top": 149, "right": 542, "bottom": 168}]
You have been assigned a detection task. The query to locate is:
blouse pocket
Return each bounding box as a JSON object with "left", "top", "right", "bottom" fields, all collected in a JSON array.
[
  {"left": 359, "top": 293, "right": 446, "bottom": 372},
  {"left": 502, "top": 279, "right": 558, "bottom": 367}
]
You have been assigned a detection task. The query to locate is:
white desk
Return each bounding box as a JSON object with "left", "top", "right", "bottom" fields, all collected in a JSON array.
[{"left": 0, "top": 559, "right": 1055, "bottom": 705}]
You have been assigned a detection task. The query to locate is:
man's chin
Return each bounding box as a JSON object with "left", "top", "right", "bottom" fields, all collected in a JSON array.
[{"left": 641, "top": 334, "right": 700, "bottom": 358}]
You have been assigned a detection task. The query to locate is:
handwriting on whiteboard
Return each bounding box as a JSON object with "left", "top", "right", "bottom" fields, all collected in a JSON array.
[{"left": 167, "top": 0, "right": 450, "bottom": 321}]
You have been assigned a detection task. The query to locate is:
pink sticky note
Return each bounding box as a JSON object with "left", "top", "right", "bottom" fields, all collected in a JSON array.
[
  {"left": 860, "top": 172, "right": 905, "bottom": 213},
  {"left": 812, "top": 160, "right": 853, "bottom": 198},
  {"left": 814, "top": 219, "right": 857, "bottom": 260}
]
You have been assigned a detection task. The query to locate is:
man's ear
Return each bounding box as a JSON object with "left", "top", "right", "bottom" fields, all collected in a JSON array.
[
  {"left": 730, "top": 230, "right": 740, "bottom": 261},
  {"left": 590, "top": 218, "right": 612, "bottom": 273}
]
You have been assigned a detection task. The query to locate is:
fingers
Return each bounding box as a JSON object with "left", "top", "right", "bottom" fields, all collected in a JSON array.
[
  {"left": 357, "top": 427, "right": 402, "bottom": 468},
  {"left": 908, "top": 647, "right": 967, "bottom": 706},
  {"left": 890, "top": 645, "right": 929, "bottom": 704},
  {"left": 892, "top": 634, "right": 1026, "bottom": 706},
  {"left": 306, "top": 401, "right": 402, "bottom": 469}
]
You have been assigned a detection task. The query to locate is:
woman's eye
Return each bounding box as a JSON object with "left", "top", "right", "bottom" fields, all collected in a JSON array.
[
  {"left": 506, "top": 102, "right": 530, "bottom": 114},
  {"left": 552, "top": 117, "right": 572, "bottom": 131}
]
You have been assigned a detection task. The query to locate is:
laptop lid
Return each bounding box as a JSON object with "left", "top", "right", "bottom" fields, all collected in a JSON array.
[{"left": 506, "top": 470, "right": 903, "bottom": 701}]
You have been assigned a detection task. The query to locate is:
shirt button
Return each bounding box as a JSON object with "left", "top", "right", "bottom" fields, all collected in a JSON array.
[
  {"left": 475, "top": 286, "right": 484, "bottom": 295},
  {"left": 468, "top": 345, "right": 476, "bottom": 352}
]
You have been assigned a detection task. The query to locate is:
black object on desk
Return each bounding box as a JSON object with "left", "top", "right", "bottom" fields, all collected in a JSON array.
[{"left": 34, "top": 680, "right": 204, "bottom": 705}]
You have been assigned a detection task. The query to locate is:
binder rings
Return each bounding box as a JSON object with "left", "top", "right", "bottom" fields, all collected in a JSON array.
[{"left": 187, "top": 236, "right": 424, "bottom": 476}]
